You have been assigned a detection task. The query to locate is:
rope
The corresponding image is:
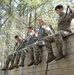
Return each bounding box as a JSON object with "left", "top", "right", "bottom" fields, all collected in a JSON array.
[
  {"left": 45, "top": 53, "right": 49, "bottom": 75},
  {"left": 58, "top": 6, "right": 69, "bottom": 25}
]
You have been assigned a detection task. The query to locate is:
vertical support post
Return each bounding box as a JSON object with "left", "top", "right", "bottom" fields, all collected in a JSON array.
[
  {"left": 32, "top": 65, "right": 35, "bottom": 75},
  {"left": 21, "top": 67, "right": 24, "bottom": 75}
]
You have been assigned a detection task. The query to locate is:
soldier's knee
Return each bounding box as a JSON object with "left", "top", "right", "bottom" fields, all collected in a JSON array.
[
  {"left": 33, "top": 44, "right": 38, "bottom": 51},
  {"left": 16, "top": 51, "right": 20, "bottom": 55},
  {"left": 37, "top": 41, "right": 45, "bottom": 46},
  {"left": 27, "top": 46, "right": 33, "bottom": 53},
  {"left": 7, "top": 54, "right": 13, "bottom": 60},
  {"left": 21, "top": 51, "right": 25, "bottom": 55},
  {"left": 33, "top": 44, "right": 38, "bottom": 48},
  {"left": 44, "top": 37, "right": 49, "bottom": 43},
  {"left": 44, "top": 36, "right": 53, "bottom": 43},
  {"left": 55, "top": 32, "right": 61, "bottom": 37},
  {"left": 54, "top": 32, "right": 62, "bottom": 40}
]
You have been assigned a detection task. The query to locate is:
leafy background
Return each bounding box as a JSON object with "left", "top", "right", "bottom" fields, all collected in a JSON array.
[{"left": 0, "top": 0, "right": 74, "bottom": 67}]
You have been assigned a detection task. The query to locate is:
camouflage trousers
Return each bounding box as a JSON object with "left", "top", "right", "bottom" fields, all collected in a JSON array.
[
  {"left": 14, "top": 49, "right": 26, "bottom": 65},
  {"left": 44, "top": 30, "right": 71, "bottom": 55},
  {"left": 28, "top": 41, "right": 45, "bottom": 64},
  {"left": 5, "top": 54, "right": 15, "bottom": 67}
]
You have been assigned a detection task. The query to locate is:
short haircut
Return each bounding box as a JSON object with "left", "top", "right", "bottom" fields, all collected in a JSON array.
[
  {"left": 55, "top": 5, "right": 63, "bottom": 10},
  {"left": 28, "top": 26, "right": 33, "bottom": 29},
  {"left": 38, "top": 19, "right": 45, "bottom": 23},
  {"left": 15, "top": 35, "right": 19, "bottom": 39}
]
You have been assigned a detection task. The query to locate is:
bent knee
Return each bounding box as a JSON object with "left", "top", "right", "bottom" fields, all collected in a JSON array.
[
  {"left": 44, "top": 36, "right": 49, "bottom": 42},
  {"left": 55, "top": 32, "right": 61, "bottom": 37}
]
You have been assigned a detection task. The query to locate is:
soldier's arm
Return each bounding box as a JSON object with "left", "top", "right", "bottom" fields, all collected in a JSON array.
[
  {"left": 37, "top": 28, "right": 45, "bottom": 41},
  {"left": 16, "top": 40, "right": 25, "bottom": 51},
  {"left": 42, "top": 26, "right": 48, "bottom": 34},
  {"left": 13, "top": 43, "right": 18, "bottom": 51},
  {"left": 70, "top": 9, "right": 74, "bottom": 19},
  {"left": 34, "top": 33, "right": 38, "bottom": 40},
  {"left": 42, "top": 26, "right": 53, "bottom": 34},
  {"left": 68, "top": 5, "right": 74, "bottom": 19},
  {"left": 13, "top": 43, "right": 18, "bottom": 55},
  {"left": 42, "top": 26, "right": 47, "bottom": 31}
]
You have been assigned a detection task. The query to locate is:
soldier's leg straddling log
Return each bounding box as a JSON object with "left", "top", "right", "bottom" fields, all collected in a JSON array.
[
  {"left": 27, "top": 45, "right": 34, "bottom": 66},
  {"left": 54, "top": 32, "right": 64, "bottom": 61},
  {"left": 13, "top": 51, "right": 21, "bottom": 68},
  {"left": 33, "top": 43, "right": 42, "bottom": 65},
  {"left": 8, "top": 54, "right": 16, "bottom": 70},
  {"left": 18, "top": 50, "right": 25, "bottom": 67},
  {"left": 44, "top": 35, "right": 56, "bottom": 63},
  {"left": 1, "top": 54, "right": 13, "bottom": 71},
  {"left": 54, "top": 31, "right": 70, "bottom": 61}
]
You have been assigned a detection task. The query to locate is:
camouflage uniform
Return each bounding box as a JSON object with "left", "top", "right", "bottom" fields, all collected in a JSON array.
[
  {"left": 13, "top": 31, "right": 36, "bottom": 68},
  {"left": 1, "top": 54, "right": 15, "bottom": 71},
  {"left": 11, "top": 39, "right": 26, "bottom": 68},
  {"left": 1, "top": 39, "right": 25, "bottom": 71},
  {"left": 32, "top": 27, "right": 48, "bottom": 65},
  {"left": 1, "top": 43, "right": 17, "bottom": 71},
  {"left": 44, "top": 10, "right": 74, "bottom": 62},
  {"left": 27, "top": 25, "right": 54, "bottom": 66},
  {"left": 18, "top": 32, "right": 37, "bottom": 67}
]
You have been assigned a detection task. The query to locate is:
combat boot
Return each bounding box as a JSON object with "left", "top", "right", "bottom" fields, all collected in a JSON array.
[
  {"left": 34, "top": 48, "right": 42, "bottom": 65},
  {"left": 8, "top": 60, "right": 15, "bottom": 70},
  {"left": 27, "top": 60, "right": 34, "bottom": 66},
  {"left": 44, "top": 44, "right": 56, "bottom": 63},
  {"left": 27, "top": 54, "right": 34, "bottom": 66},
  {"left": 19, "top": 51, "right": 25, "bottom": 67},
  {"left": 55, "top": 50, "right": 65, "bottom": 61},
  {"left": 55, "top": 40, "right": 65, "bottom": 61},
  {"left": 34, "top": 58, "right": 41, "bottom": 65},
  {"left": 13, "top": 60, "right": 19, "bottom": 68},
  {"left": 1, "top": 66, "right": 8, "bottom": 71},
  {"left": 1, "top": 62, "right": 9, "bottom": 71},
  {"left": 8, "top": 65, "right": 14, "bottom": 70},
  {"left": 18, "top": 60, "right": 24, "bottom": 67},
  {"left": 46, "top": 53, "right": 56, "bottom": 63}
]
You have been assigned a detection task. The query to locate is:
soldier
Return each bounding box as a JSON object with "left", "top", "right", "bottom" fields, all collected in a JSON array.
[
  {"left": 26, "top": 26, "right": 38, "bottom": 45},
  {"left": 27, "top": 19, "right": 55, "bottom": 66},
  {"left": 44, "top": 4, "right": 74, "bottom": 63},
  {"left": 1, "top": 35, "right": 25, "bottom": 71},
  {"left": 12, "top": 26, "right": 38, "bottom": 68}
]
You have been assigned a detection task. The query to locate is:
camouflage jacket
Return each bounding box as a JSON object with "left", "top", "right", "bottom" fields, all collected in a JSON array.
[
  {"left": 14, "top": 39, "right": 25, "bottom": 51},
  {"left": 58, "top": 9, "right": 74, "bottom": 32}
]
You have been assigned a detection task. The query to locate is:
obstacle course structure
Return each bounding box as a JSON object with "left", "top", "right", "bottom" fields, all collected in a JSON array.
[{"left": 1, "top": 33, "right": 74, "bottom": 75}]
